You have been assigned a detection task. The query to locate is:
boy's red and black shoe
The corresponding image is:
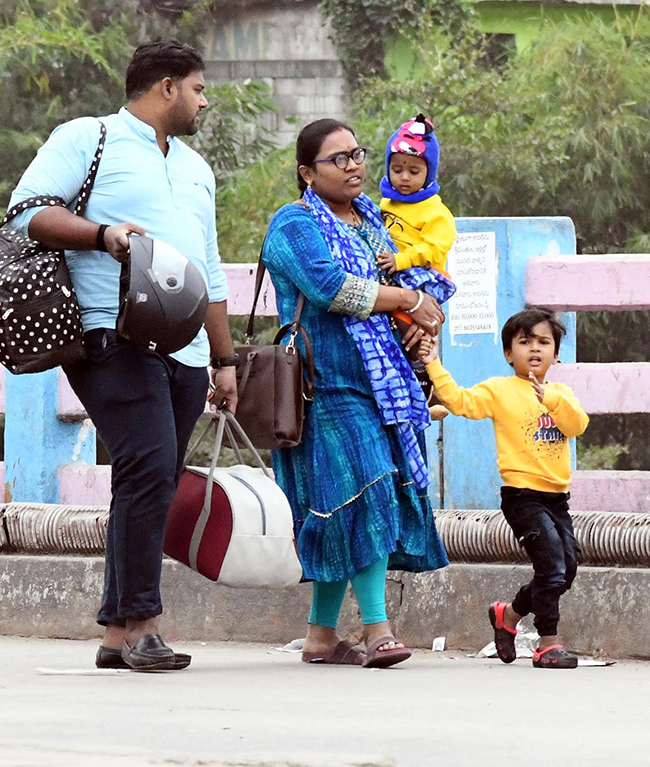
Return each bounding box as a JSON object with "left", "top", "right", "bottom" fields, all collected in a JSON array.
[
  {"left": 488, "top": 601, "right": 517, "bottom": 664},
  {"left": 532, "top": 645, "right": 578, "bottom": 669}
]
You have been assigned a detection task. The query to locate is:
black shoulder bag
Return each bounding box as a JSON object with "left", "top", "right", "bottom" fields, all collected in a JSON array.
[{"left": 0, "top": 121, "right": 107, "bottom": 374}]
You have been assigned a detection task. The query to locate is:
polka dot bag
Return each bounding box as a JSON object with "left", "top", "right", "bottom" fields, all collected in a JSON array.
[{"left": 0, "top": 122, "right": 106, "bottom": 374}]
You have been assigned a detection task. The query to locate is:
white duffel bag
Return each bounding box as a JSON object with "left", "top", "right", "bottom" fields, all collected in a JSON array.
[{"left": 164, "top": 409, "right": 303, "bottom": 589}]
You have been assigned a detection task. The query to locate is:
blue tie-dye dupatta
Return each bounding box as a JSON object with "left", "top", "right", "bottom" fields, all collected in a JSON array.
[{"left": 302, "top": 188, "right": 453, "bottom": 489}]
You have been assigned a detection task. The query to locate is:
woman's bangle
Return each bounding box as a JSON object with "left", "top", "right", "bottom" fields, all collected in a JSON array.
[{"left": 404, "top": 290, "right": 424, "bottom": 314}]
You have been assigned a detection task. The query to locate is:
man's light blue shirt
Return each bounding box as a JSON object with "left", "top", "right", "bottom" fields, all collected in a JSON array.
[{"left": 9, "top": 107, "right": 227, "bottom": 368}]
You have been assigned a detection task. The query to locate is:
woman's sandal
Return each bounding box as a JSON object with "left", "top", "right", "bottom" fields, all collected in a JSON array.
[
  {"left": 363, "top": 636, "right": 412, "bottom": 669},
  {"left": 488, "top": 601, "right": 517, "bottom": 664},
  {"left": 301, "top": 640, "right": 365, "bottom": 666}
]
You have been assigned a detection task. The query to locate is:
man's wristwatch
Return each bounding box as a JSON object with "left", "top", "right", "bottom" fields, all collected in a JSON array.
[{"left": 211, "top": 354, "right": 240, "bottom": 369}]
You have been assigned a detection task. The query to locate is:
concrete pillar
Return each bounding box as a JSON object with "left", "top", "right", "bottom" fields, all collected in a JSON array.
[{"left": 4, "top": 368, "right": 95, "bottom": 503}]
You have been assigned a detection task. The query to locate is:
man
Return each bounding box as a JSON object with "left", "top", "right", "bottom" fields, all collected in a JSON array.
[{"left": 9, "top": 39, "right": 238, "bottom": 670}]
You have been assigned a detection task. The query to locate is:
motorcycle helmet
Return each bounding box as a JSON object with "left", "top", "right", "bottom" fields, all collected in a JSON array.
[{"left": 117, "top": 234, "right": 209, "bottom": 354}]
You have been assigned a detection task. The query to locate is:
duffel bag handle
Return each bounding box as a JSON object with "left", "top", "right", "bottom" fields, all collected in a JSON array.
[
  {"left": 187, "top": 410, "right": 273, "bottom": 571},
  {"left": 185, "top": 411, "right": 272, "bottom": 475},
  {"left": 204, "top": 410, "right": 273, "bottom": 510}
]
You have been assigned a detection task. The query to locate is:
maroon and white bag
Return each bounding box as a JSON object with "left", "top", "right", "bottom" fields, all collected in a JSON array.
[{"left": 164, "top": 410, "right": 302, "bottom": 589}]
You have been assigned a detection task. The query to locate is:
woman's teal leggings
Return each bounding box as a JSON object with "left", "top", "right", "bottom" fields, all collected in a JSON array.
[{"left": 308, "top": 556, "right": 389, "bottom": 628}]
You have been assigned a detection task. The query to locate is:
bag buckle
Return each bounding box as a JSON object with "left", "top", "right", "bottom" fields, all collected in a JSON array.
[{"left": 286, "top": 330, "right": 298, "bottom": 355}]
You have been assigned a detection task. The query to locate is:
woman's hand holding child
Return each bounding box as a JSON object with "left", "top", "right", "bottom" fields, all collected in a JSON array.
[
  {"left": 399, "top": 294, "right": 444, "bottom": 354},
  {"left": 410, "top": 293, "right": 445, "bottom": 334}
]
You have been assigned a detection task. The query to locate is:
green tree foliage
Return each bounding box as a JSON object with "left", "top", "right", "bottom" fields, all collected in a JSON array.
[
  {"left": 218, "top": 11, "right": 650, "bottom": 264},
  {"left": 0, "top": 0, "right": 192, "bottom": 203},
  {"left": 354, "top": 11, "right": 650, "bottom": 255},
  {"left": 215, "top": 146, "right": 296, "bottom": 263},
  {"left": 193, "top": 81, "right": 277, "bottom": 177},
  {"left": 0, "top": 0, "right": 276, "bottom": 208},
  {"left": 321, "top": 0, "right": 471, "bottom": 86}
]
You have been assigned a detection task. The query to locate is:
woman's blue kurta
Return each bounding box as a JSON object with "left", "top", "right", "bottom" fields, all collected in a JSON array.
[{"left": 263, "top": 203, "right": 449, "bottom": 582}]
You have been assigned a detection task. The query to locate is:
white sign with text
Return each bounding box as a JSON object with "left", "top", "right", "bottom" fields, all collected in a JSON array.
[{"left": 447, "top": 231, "right": 498, "bottom": 340}]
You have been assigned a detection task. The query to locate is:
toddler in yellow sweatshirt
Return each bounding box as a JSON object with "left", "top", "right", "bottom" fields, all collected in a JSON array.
[
  {"left": 419, "top": 308, "right": 589, "bottom": 669},
  {"left": 378, "top": 114, "right": 456, "bottom": 277},
  {"left": 379, "top": 114, "right": 457, "bottom": 419}
]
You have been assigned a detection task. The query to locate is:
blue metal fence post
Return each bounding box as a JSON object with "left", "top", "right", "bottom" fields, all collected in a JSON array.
[
  {"left": 427, "top": 216, "right": 576, "bottom": 510},
  {"left": 4, "top": 368, "right": 96, "bottom": 503}
]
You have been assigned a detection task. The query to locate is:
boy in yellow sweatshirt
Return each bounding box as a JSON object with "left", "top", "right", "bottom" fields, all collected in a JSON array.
[{"left": 419, "top": 308, "right": 589, "bottom": 669}]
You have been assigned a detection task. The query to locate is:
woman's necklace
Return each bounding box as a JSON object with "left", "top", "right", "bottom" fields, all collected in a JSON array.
[{"left": 339, "top": 205, "right": 361, "bottom": 227}]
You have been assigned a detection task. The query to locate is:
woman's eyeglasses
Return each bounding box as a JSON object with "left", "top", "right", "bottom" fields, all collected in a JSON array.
[{"left": 313, "top": 147, "right": 367, "bottom": 170}]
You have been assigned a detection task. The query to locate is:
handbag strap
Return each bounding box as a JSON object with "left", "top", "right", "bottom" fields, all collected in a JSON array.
[
  {"left": 187, "top": 410, "right": 272, "bottom": 571},
  {"left": 241, "top": 242, "right": 315, "bottom": 401},
  {"left": 244, "top": 242, "right": 305, "bottom": 341},
  {"left": 0, "top": 120, "right": 107, "bottom": 229},
  {"left": 272, "top": 321, "right": 315, "bottom": 402}
]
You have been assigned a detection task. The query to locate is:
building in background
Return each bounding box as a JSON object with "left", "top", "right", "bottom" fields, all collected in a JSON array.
[{"left": 145, "top": 0, "right": 646, "bottom": 146}]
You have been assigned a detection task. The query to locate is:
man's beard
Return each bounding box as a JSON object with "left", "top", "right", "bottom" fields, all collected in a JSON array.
[
  {"left": 169, "top": 107, "right": 200, "bottom": 137},
  {"left": 183, "top": 119, "right": 199, "bottom": 136}
]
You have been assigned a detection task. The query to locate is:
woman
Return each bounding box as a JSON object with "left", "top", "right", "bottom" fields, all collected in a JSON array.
[{"left": 262, "top": 119, "right": 449, "bottom": 668}]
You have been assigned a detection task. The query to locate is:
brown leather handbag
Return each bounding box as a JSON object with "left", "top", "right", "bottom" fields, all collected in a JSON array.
[{"left": 234, "top": 255, "right": 315, "bottom": 450}]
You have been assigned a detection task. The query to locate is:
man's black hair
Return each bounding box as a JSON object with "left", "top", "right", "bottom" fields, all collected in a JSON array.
[
  {"left": 125, "top": 39, "right": 205, "bottom": 100},
  {"left": 501, "top": 308, "right": 566, "bottom": 354}
]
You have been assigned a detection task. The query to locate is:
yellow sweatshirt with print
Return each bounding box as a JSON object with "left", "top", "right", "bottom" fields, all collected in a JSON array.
[
  {"left": 380, "top": 195, "right": 456, "bottom": 274},
  {"left": 426, "top": 358, "right": 589, "bottom": 493}
]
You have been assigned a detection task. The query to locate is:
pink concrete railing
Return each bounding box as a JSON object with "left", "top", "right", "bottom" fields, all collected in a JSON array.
[
  {"left": 527, "top": 253, "right": 650, "bottom": 513},
  {"left": 1, "top": 256, "right": 648, "bottom": 510}
]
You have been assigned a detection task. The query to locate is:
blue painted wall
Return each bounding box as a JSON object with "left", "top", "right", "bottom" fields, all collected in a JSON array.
[
  {"left": 4, "top": 368, "right": 95, "bottom": 503},
  {"left": 427, "top": 216, "right": 576, "bottom": 510}
]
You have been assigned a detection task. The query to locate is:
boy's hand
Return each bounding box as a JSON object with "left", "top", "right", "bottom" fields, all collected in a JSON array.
[
  {"left": 418, "top": 334, "right": 439, "bottom": 365},
  {"left": 529, "top": 372, "right": 545, "bottom": 403},
  {"left": 377, "top": 251, "right": 397, "bottom": 275}
]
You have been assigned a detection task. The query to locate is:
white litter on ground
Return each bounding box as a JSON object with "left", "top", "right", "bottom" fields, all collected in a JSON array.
[
  {"left": 36, "top": 667, "right": 130, "bottom": 675},
  {"left": 478, "top": 626, "right": 540, "bottom": 659},
  {"left": 268, "top": 637, "right": 305, "bottom": 654},
  {"left": 432, "top": 636, "right": 446, "bottom": 652}
]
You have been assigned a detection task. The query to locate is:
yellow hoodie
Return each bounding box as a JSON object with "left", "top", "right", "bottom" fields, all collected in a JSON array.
[
  {"left": 380, "top": 194, "right": 456, "bottom": 274},
  {"left": 426, "top": 358, "right": 589, "bottom": 493}
]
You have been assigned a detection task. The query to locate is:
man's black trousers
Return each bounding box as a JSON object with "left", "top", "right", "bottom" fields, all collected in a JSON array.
[{"left": 65, "top": 329, "right": 209, "bottom": 626}]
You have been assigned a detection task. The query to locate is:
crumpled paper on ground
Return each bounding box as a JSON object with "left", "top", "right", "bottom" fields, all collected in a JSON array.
[
  {"left": 268, "top": 638, "right": 305, "bottom": 654},
  {"left": 477, "top": 626, "right": 540, "bottom": 659}
]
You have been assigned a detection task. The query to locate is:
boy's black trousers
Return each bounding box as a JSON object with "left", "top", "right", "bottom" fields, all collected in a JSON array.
[{"left": 500, "top": 486, "right": 578, "bottom": 636}]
